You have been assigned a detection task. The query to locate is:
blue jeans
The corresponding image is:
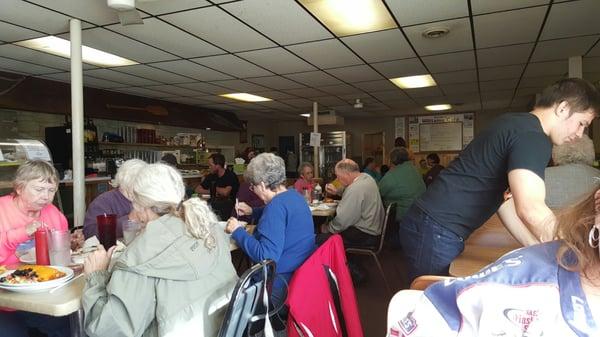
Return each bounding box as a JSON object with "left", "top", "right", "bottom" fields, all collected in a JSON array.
[
  {"left": 0, "top": 311, "right": 70, "bottom": 337},
  {"left": 398, "top": 205, "right": 465, "bottom": 282}
]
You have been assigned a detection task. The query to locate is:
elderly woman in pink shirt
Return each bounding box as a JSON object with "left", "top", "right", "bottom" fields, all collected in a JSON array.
[{"left": 294, "top": 162, "right": 315, "bottom": 196}]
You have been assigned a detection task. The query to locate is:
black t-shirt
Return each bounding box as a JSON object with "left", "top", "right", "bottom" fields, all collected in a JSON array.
[
  {"left": 201, "top": 168, "right": 240, "bottom": 200},
  {"left": 415, "top": 113, "right": 552, "bottom": 238}
]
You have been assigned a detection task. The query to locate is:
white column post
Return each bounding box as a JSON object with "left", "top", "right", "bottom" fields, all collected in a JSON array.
[
  {"left": 70, "top": 19, "right": 85, "bottom": 228},
  {"left": 568, "top": 56, "right": 582, "bottom": 79},
  {"left": 313, "top": 102, "right": 319, "bottom": 179}
]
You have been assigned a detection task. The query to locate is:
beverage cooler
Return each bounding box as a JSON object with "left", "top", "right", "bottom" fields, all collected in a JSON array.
[
  {"left": 0, "top": 138, "right": 54, "bottom": 194},
  {"left": 299, "top": 131, "right": 347, "bottom": 182}
]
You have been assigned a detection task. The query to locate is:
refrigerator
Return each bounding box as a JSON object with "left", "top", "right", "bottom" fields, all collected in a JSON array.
[{"left": 299, "top": 131, "right": 347, "bottom": 182}]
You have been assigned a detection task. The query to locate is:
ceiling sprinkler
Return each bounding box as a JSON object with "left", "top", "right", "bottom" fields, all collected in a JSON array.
[{"left": 353, "top": 99, "right": 363, "bottom": 109}]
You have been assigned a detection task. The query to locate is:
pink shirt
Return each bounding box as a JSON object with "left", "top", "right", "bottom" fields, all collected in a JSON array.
[
  {"left": 0, "top": 195, "right": 68, "bottom": 265},
  {"left": 294, "top": 178, "right": 314, "bottom": 196}
]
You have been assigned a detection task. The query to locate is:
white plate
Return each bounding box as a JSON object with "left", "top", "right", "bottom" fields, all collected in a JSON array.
[
  {"left": 18, "top": 248, "right": 36, "bottom": 264},
  {"left": 0, "top": 266, "right": 74, "bottom": 292}
]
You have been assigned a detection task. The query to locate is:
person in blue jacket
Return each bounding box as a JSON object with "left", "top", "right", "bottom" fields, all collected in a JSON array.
[{"left": 226, "top": 153, "right": 315, "bottom": 307}]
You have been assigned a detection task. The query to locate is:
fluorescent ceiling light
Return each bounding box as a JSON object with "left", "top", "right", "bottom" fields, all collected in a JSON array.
[
  {"left": 425, "top": 104, "right": 452, "bottom": 111},
  {"left": 220, "top": 93, "right": 272, "bottom": 102},
  {"left": 300, "top": 113, "right": 311, "bottom": 117},
  {"left": 299, "top": 0, "right": 397, "bottom": 37},
  {"left": 390, "top": 75, "right": 437, "bottom": 89},
  {"left": 14, "top": 36, "right": 138, "bottom": 67}
]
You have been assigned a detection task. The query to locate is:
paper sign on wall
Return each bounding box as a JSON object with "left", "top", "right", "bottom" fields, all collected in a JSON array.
[
  {"left": 0, "top": 149, "right": 3, "bottom": 161},
  {"left": 309, "top": 132, "right": 321, "bottom": 147},
  {"left": 15, "top": 139, "right": 51, "bottom": 161}
]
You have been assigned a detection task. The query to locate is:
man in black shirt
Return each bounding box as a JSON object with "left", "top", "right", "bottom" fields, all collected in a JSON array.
[
  {"left": 399, "top": 78, "right": 600, "bottom": 281},
  {"left": 195, "top": 153, "right": 239, "bottom": 219}
]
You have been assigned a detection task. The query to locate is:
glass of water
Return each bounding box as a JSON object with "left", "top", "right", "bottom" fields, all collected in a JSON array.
[
  {"left": 123, "top": 220, "right": 141, "bottom": 245},
  {"left": 49, "top": 230, "right": 71, "bottom": 266}
]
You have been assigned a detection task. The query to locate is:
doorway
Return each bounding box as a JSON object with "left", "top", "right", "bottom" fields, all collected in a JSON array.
[{"left": 279, "top": 136, "right": 297, "bottom": 177}]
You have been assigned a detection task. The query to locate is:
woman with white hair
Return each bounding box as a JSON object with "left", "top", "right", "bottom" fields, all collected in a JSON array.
[
  {"left": 226, "top": 153, "right": 315, "bottom": 308},
  {"left": 82, "top": 163, "right": 238, "bottom": 337},
  {"left": 82, "top": 159, "right": 147, "bottom": 239}
]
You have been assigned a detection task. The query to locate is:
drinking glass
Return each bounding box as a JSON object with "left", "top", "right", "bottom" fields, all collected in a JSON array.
[
  {"left": 97, "top": 214, "right": 117, "bottom": 248},
  {"left": 49, "top": 230, "right": 71, "bottom": 266},
  {"left": 122, "top": 220, "right": 141, "bottom": 245}
]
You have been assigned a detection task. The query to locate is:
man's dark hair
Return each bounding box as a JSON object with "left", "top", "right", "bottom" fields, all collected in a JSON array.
[
  {"left": 535, "top": 78, "right": 600, "bottom": 116},
  {"left": 362, "top": 157, "right": 375, "bottom": 171},
  {"left": 209, "top": 153, "right": 225, "bottom": 167},
  {"left": 390, "top": 147, "right": 410, "bottom": 166},
  {"left": 426, "top": 153, "right": 440, "bottom": 165},
  {"left": 394, "top": 137, "right": 407, "bottom": 147}
]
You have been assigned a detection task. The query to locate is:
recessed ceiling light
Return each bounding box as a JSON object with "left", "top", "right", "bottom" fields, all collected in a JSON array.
[
  {"left": 390, "top": 75, "right": 437, "bottom": 89},
  {"left": 298, "top": 0, "right": 397, "bottom": 37},
  {"left": 14, "top": 36, "right": 138, "bottom": 67},
  {"left": 425, "top": 104, "right": 452, "bottom": 111},
  {"left": 300, "top": 113, "right": 311, "bottom": 117},
  {"left": 220, "top": 93, "right": 272, "bottom": 102}
]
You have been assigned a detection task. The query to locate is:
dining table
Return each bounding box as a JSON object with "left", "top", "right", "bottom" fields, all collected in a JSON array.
[
  {"left": 310, "top": 202, "right": 337, "bottom": 218},
  {"left": 448, "top": 244, "right": 517, "bottom": 277}
]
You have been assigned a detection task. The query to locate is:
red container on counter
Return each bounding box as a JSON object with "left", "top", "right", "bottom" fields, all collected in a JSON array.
[{"left": 35, "top": 227, "right": 50, "bottom": 265}]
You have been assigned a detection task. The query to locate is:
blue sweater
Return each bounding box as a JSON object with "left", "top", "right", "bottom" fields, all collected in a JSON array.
[{"left": 231, "top": 190, "right": 315, "bottom": 280}]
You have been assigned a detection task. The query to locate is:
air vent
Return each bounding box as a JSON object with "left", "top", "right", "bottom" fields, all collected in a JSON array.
[{"left": 422, "top": 27, "right": 450, "bottom": 39}]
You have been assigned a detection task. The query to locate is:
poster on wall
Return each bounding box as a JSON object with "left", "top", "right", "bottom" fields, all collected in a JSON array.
[
  {"left": 252, "top": 134, "right": 265, "bottom": 152},
  {"left": 407, "top": 113, "right": 474, "bottom": 153},
  {"left": 239, "top": 120, "right": 248, "bottom": 143},
  {"left": 394, "top": 117, "right": 405, "bottom": 141}
]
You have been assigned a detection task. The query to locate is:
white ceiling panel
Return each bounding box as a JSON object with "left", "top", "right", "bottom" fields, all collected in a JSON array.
[
  {"left": 403, "top": 18, "right": 472, "bottom": 56},
  {"left": 385, "top": 99, "right": 417, "bottom": 109},
  {"left": 587, "top": 42, "right": 600, "bottom": 57},
  {"left": 283, "top": 87, "right": 328, "bottom": 98},
  {"left": 583, "top": 57, "right": 600, "bottom": 72},
  {"left": 164, "top": 97, "right": 207, "bottom": 105},
  {"left": 192, "top": 54, "right": 273, "bottom": 78},
  {"left": 439, "top": 82, "right": 479, "bottom": 95},
  {"left": 0, "top": 56, "right": 61, "bottom": 75},
  {"left": 325, "top": 65, "right": 383, "bottom": 83},
  {"left": 474, "top": 6, "right": 546, "bottom": 48},
  {"left": 113, "top": 64, "right": 194, "bottom": 84},
  {"left": 479, "top": 78, "right": 518, "bottom": 92},
  {"left": 482, "top": 98, "right": 511, "bottom": 110},
  {"left": 0, "top": 21, "right": 44, "bottom": 42},
  {"left": 0, "top": 44, "right": 95, "bottom": 71},
  {"left": 341, "top": 29, "right": 415, "bottom": 63},
  {"left": 519, "top": 75, "right": 562, "bottom": 88},
  {"left": 137, "top": 0, "right": 211, "bottom": 15},
  {"left": 353, "top": 80, "right": 399, "bottom": 92},
  {"left": 107, "top": 18, "right": 224, "bottom": 58},
  {"left": 84, "top": 69, "right": 161, "bottom": 86},
  {"left": 144, "top": 84, "right": 205, "bottom": 96},
  {"left": 210, "top": 79, "right": 269, "bottom": 92},
  {"left": 422, "top": 51, "right": 475, "bottom": 72},
  {"left": 252, "top": 90, "right": 295, "bottom": 100},
  {"left": 161, "top": 7, "right": 275, "bottom": 52},
  {"left": 0, "top": 0, "right": 90, "bottom": 34},
  {"left": 385, "top": 0, "right": 468, "bottom": 27},
  {"left": 531, "top": 35, "right": 599, "bottom": 62},
  {"left": 176, "top": 82, "right": 230, "bottom": 95},
  {"left": 404, "top": 87, "right": 444, "bottom": 98},
  {"left": 541, "top": 0, "right": 600, "bottom": 40},
  {"left": 317, "top": 84, "right": 365, "bottom": 95},
  {"left": 245, "top": 76, "right": 306, "bottom": 90},
  {"left": 523, "top": 60, "right": 568, "bottom": 77},
  {"left": 311, "top": 96, "right": 346, "bottom": 108},
  {"left": 477, "top": 43, "right": 533, "bottom": 67},
  {"left": 370, "top": 90, "right": 409, "bottom": 101},
  {"left": 222, "top": 0, "right": 332, "bottom": 45},
  {"left": 236, "top": 48, "right": 316, "bottom": 74},
  {"left": 28, "top": 0, "right": 119, "bottom": 25},
  {"left": 284, "top": 71, "right": 343, "bottom": 87},
  {"left": 371, "top": 58, "right": 427, "bottom": 78},
  {"left": 150, "top": 60, "right": 233, "bottom": 81},
  {"left": 432, "top": 69, "right": 478, "bottom": 84},
  {"left": 515, "top": 86, "right": 543, "bottom": 97},
  {"left": 276, "top": 98, "right": 314, "bottom": 108},
  {"left": 113, "top": 86, "right": 176, "bottom": 98},
  {"left": 40, "top": 72, "right": 127, "bottom": 89},
  {"left": 481, "top": 90, "right": 514, "bottom": 101},
  {"left": 286, "top": 39, "right": 362, "bottom": 69},
  {"left": 479, "top": 64, "right": 525, "bottom": 81},
  {"left": 471, "top": 0, "right": 549, "bottom": 15},
  {"left": 62, "top": 28, "right": 176, "bottom": 63}
]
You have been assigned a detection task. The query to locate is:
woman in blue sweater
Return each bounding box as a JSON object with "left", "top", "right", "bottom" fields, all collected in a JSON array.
[{"left": 226, "top": 153, "right": 315, "bottom": 307}]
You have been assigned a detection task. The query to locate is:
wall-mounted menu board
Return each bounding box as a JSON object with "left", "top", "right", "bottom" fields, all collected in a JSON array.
[
  {"left": 419, "top": 122, "right": 463, "bottom": 152},
  {"left": 406, "top": 113, "right": 474, "bottom": 153}
]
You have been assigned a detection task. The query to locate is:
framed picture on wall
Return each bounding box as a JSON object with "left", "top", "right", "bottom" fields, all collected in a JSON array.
[
  {"left": 240, "top": 120, "right": 248, "bottom": 143},
  {"left": 252, "top": 134, "right": 265, "bottom": 151}
]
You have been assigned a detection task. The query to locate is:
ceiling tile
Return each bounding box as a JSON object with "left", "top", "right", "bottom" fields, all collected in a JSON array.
[
  {"left": 161, "top": 7, "right": 276, "bottom": 52},
  {"left": 106, "top": 18, "right": 224, "bottom": 58},
  {"left": 112, "top": 86, "right": 175, "bottom": 98},
  {"left": 144, "top": 84, "right": 205, "bottom": 96},
  {"left": 385, "top": 0, "right": 468, "bottom": 26},
  {"left": 286, "top": 39, "right": 362, "bottom": 69},
  {"left": 471, "top": 0, "right": 549, "bottom": 15},
  {"left": 0, "top": 0, "right": 91, "bottom": 34},
  {"left": 236, "top": 47, "right": 316, "bottom": 74},
  {"left": 479, "top": 79, "right": 518, "bottom": 92},
  {"left": 245, "top": 76, "right": 306, "bottom": 90},
  {"left": 439, "top": 82, "right": 479, "bottom": 95},
  {"left": 210, "top": 79, "right": 270, "bottom": 92},
  {"left": 0, "top": 44, "right": 95, "bottom": 71},
  {"left": 371, "top": 58, "right": 427, "bottom": 78},
  {"left": 523, "top": 60, "right": 568, "bottom": 77},
  {"left": 403, "top": 18, "right": 472, "bottom": 56},
  {"left": 422, "top": 51, "right": 475, "bottom": 72},
  {"left": 284, "top": 71, "right": 343, "bottom": 87},
  {"left": 325, "top": 65, "right": 383, "bottom": 83},
  {"left": 370, "top": 90, "right": 409, "bottom": 101},
  {"left": 515, "top": 86, "right": 543, "bottom": 97},
  {"left": 252, "top": 90, "right": 295, "bottom": 100},
  {"left": 404, "top": 87, "right": 443, "bottom": 98},
  {"left": 586, "top": 42, "right": 600, "bottom": 57},
  {"left": 283, "top": 87, "right": 328, "bottom": 98},
  {"left": 519, "top": 75, "right": 562, "bottom": 88},
  {"left": 192, "top": 54, "right": 273, "bottom": 78},
  {"left": 313, "top": 96, "right": 348, "bottom": 107},
  {"left": 113, "top": 64, "right": 194, "bottom": 84},
  {"left": 474, "top": 6, "right": 546, "bottom": 48},
  {"left": 432, "top": 69, "right": 477, "bottom": 84},
  {"left": 176, "top": 82, "right": 229, "bottom": 95},
  {"left": 255, "top": 101, "right": 297, "bottom": 111},
  {"left": 28, "top": 0, "right": 119, "bottom": 25},
  {"left": 479, "top": 64, "right": 525, "bottom": 81},
  {"left": 62, "top": 28, "right": 176, "bottom": 63},
  {"left": 317, "top": 84, "right": 365, "bottom": 95},
  {"left": 541, "top": 0, "right": 600, "bottom": 40},
  {"left": 481, "top": 90, "right": 514, "bottom": 101},
  {"left": 222, "top": 0, "right": 332, "bottom": 45},
  {"left": 353, "top": 80, "right": 399, "bottom": 92},
  {"left": 164, "top": 96, "right": 209, "bottom": 105},
  {"left": 199, "top": 95, "right": 237, "bottom": 104},
  {"left": 0, "top": 56, "right": 62, "bottom": 75},
  {"left": 41, "top": 72, "right": 126, "bottom": 89},
  {"left": 150, "top": 60, "right": 233, "bottom": 81},
  {"left": 277, "top": 98, "right": 314, "bottom": 108},
  {"left": 531, "top": 35, "right": 599, "bottom": 62},
  {"left": 482, "top": 99, "right": 511, "bottom": 110},
  {"left": 583, "top": 57, "right": 600, "bottom": 72},
  {"left": 84, "top": 69, "right": 161, "bottom": 86},
  {"left": 137, "top": 0, "right": 211, "bottom": 15},
  {"left": 0, "top": 21, "right": 44, "bottom": 42},
  {"left": 341, "top": 29, "right": 415, "bottom": 63},
  {"left": 477, "top": 43, "right": 533, "bottom": 67}
]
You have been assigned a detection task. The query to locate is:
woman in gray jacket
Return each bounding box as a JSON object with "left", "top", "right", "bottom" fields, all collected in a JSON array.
[{"left": 82, "top": 163, "right": 238, "bottom": 337}]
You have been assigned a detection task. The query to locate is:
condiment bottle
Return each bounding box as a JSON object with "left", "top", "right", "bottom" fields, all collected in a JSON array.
[{"left": 35, "top": 227, "right": 50, "bottom": 265}]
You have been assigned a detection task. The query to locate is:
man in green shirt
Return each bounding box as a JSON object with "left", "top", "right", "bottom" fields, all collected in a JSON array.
[{"left": 378, "top": 147, "right": 426, "bottom": 222}]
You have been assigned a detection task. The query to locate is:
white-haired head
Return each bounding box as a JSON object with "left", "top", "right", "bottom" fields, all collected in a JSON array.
[
  {"left": 111, "top": 159, "right": 147, "bottom": 200},
  {"left": 131, "top": 162, "right": 217, "bottom": 250}
]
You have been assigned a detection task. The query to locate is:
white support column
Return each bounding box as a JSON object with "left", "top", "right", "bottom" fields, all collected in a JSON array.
[
  {"left": 70, "top": 19, "right": 85, "bottom": 228},
  {"left": 313, "top": 102, "right": 319, "bottom": 179},
  {"left": 568, "top": 56, "right": 582, "bottom": 79}
]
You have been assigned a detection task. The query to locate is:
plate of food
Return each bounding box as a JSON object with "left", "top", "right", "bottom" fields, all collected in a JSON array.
[{"left": 0, "top": 265, "right": 74, "bottom": 293}]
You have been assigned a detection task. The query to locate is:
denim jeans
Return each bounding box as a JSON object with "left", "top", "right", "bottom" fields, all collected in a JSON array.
[
  {"left": 0, "top": 311, "right": 70, "bottom": 337},
  {"left": 398, "top": 205, "right": 465, "bottom": 282}
]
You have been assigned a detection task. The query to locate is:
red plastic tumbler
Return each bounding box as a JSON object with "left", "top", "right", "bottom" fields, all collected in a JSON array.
[{"left": 96, "top": 214, "right": 117, "bottom": 248}]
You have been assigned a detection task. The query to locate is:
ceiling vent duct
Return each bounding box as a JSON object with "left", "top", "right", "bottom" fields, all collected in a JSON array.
[
  {"left": 422, "top": 26, "right": 450, "bottom": 39},
  {"left": 307, "top": 109, "right": 344, "bottom": 126}
]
